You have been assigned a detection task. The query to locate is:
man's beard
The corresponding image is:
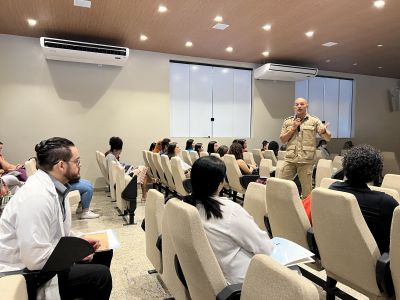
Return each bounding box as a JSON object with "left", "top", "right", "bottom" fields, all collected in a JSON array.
[{"left": 65, "top": 165, "right": 80, "bottom": 182}]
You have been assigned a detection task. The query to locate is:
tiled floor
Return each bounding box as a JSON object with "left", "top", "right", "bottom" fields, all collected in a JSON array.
[{"left": 71, "top": 190, "right": 367, "bottom": 300}]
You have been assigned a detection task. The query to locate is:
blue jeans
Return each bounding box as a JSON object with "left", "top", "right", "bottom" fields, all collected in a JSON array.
[{"left": 69, "top": 179, "right": 94, "bottom": 209}]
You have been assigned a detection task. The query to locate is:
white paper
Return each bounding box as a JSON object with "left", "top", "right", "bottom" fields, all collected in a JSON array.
[
  {"left": 80, "top": 229, "right": 120, "bottom": 250},
  {"left": 270, "top": 237, "right": 315, "bottom": 267}
]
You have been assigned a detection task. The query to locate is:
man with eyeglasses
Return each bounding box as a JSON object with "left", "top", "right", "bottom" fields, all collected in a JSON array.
[{"left": 0, "top": 137, "right": 112, "bottom": 299}]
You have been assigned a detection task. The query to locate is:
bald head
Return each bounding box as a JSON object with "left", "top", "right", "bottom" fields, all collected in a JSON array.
[{"left": 294, "top": 98, "right": 309, "bottom": 118}]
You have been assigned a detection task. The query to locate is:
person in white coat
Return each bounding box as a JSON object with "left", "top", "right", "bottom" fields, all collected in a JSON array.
[{"left": 0, "top": 137, "right": 112, "bottom": 300}]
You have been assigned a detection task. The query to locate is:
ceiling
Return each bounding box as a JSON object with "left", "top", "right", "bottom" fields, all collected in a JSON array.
[{"left": 1, "top": 0, "right": 400, "bottom": 78}]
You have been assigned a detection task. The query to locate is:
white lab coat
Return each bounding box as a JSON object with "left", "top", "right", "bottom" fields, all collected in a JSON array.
[{"left": 0, "top": 169, "right": 72, "bottom": 299}]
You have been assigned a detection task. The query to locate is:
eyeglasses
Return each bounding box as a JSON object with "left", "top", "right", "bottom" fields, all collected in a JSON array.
[{"left": 67, "top": 159, "right": 81, "bottom": 166}]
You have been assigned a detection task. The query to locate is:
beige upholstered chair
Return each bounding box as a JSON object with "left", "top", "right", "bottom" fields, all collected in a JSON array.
[
  {"left": 166, "top": 199, "right": 239, "bottom": 300},
  {"left": 108, "top": 160, "right": 118, "bottom": 201},
  {"left": 146, "top": 151, "right": 160, "bottom": 184},
  {"left": 311, "top": 187, "right": 390, "bottom": 299},
  {"left": 243, "top": 182, "right": 268, "bottom": 232},
  {"left": 243, "top": 152, "right": 256, "bottom": 166},
  {"left": 199, "top": 151, "right": 208, "bottom": 158},
  {"left": 223, "top": 154, "right": 246, "bottom": 197},
  {"left": 161, "top": 155, "right": 176, "bottom": 192},
  {"left": 382, "top": 152, "right": 400, "bottom": 176},
  {"left": 98, "top": 151, "right": 110, "bottom": 185},
  {"left": 182, "top": 150, "right": 193, "bottom": 166},
  {"left": 390, "top": 206, "right": 400, "bottom": 298},
  {"left": 241, "top": 254, "right": 319, "bottom": 300},
  {"left": 314, "top": 149, "right": 323, "bottom": 163},
  {"left": 263, "top": 150, "right": 277, "bottom": 166},
  {"left": 259, "top": 159, "right": 271, "bottom": 177},
  {"left": 142, "top": 150, "right": 155, "bottom": 179},
  {"left": 161, "top": 204, "right": 191, "bottom": 300},
  {"left": 275, "top": 160, "right": 285, "bottom": 178},
  {"left": 152, "top": 153, "right": 169, "bottom": 189},
  {"left": 315, "top": 159, "right": 333, "bottom": 188},
  {"left": 210, "top": 153, "right": 221, "bottom": 159},
  {"left": 66, "top": 190, "right": 81, "bottom": 207},
  {"left": 189, "top": 151, "right": 199, "bottom": 164},
  {"left": 115, "top": 163, "right": 130, "bottom": 211},
  {"left": 277, "top": 150, "right": 286, "bottom": 161},
  {"left": 265, "top": 178, "right": 311, "bottom": 249},
  {"left": 170, "top": 157, "right": 189, "bottom": 197},
  {"left": 0, "top": 274, "right": 28, "bottom": 300},
  {"left": 24, "top": 158, "right": 37, "bottom": 177},
  {"left": 145, "top": 189, "right": 165, "bottom": 274},
  {"left": 251, "top": 149, "right": 264, "bottom": 167},
  {"left": 382, "top": 174, "right": 400, "bottom": 197},
  {"left": 332, "top": 155, "right": 344, "bottom": 172},
  {"left": 319, "top": 177, "right": 340, "bottom": 189}
]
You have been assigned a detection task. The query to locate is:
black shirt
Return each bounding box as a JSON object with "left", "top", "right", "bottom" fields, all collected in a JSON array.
[{"left": 329, "top": 180, "right": 398, "bottom": 253}]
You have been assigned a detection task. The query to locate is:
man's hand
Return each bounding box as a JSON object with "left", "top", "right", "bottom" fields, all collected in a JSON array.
[
  {"left": 82, "top": 237, "right": 101, "bottom": 251},
  {"left": 292, "top": 118, "right": 302, "bottom": 130},
  {"left": 318, "top": 122, "right": 330, "bottom": 135}
]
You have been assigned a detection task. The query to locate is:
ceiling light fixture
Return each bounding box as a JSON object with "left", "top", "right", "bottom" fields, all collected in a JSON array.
[
  {"left": 353, "top": 63, "right": 358, "bottom": 66},
  {"left": 27, "top": 19, "right": 37, "bottom": 27},
  {"left": 185, "top": 41, "right": 193, "bottom": 47},
  {"left": 214, "top": 15, "right": 223, "bottom": 22},
  {"left": 373, "top": 0, "right": 385, "bottom": 9},
  {"left": 262, "top": 24, "right": 272, "bottom": 31},
  {"left": 377, "top": 44, "right": 383, "bottom": 47},
  {"left": 74, "top": 0, "right": 91, "bottom": 8},
  {"left": 212, "top": 23, "right": 229, "bottom": 30},
  {"left": 322, "top": 42, "right": 338, "bottom": 47},
  {"left": 226, "top": 46, "right": 233, "bottom": 52},
  {"left": 262, "top": 51, "right": 270, "bottom": 57},
  {"left": 158, "top": 5, "right": 168, "bottom": 13},
  {"left": 305, "top": 31, "right": 314, "bottom": 38},
  {"left": 326, "top": 59, "right": 331, "bottom": 63},
  {"left": 140, "top": 34, "right": 148, "bottom": 41},
  {"left": 378, "top": 66, "right": 383, "bottom": 69}
]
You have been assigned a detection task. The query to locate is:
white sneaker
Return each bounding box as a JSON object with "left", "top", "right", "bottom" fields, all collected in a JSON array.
[{"left": 80, "top": 210, "right": 100, "bottom": 219}]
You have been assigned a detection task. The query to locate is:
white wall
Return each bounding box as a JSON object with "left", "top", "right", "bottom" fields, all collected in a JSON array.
[{"left": 1, "top": 35, "right": 398, "bottom": 187}]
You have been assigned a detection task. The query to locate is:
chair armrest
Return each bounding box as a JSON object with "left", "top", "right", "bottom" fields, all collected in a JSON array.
[
  {"left": 306, "top": 228, "right": 320, "bottom": 259},
  {"left": 216, "top": 283, "right": 242, "bottom": 300},
  {"left": 376, "top": 252, "right": 394, "bottom": 296},
  {"left": 239, "top": 175, "right": 259, "bottom": 189},
  {"left": 264, "top": 215, "right": 273, "bottom": 238},
  {"left": 156, "top": 235, "right": 162, "bottom": 252}
]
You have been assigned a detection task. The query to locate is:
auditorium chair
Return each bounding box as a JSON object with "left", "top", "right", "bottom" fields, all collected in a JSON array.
[
  {"left": 274, "top": 160, "right": 285, "bottom": 178},
  {"left": 315, "top": 159, "right": 333, "bottom": 188},
  {"left": 182, "top": 150, "right": 193, "bottom": 166},
  {"left": 277, "top": 150, "right": 286, "bottom": 161},
  {"left": 107, "top": 161, "right": 118, "bottom": 201},
  {"left": 152, "top": 152, "right": 169, "bottom": 193},
  {"left": 210, "top": 153, "right": 221, "bottom": 159},
  {"left": 382, "top": 152, "right": 400, "bottom": 176},
  {"left": 263, "top": 150, "right": 277, "bottom": 166},
  {"left": 146, "top": 151, "right": 162, "bottom": 191},
  {"left": 24, "top": 158, "right": 37, "bottom": 177},
  {"left": 67, "top": 190, "right": 81, "bottom": 207},
  {"left": 142, "top": 150, "right": 156, "bottom": 183},
  {"left": 259, "top": 158, "right": 274, "bottom": 177},
  {"left": 199, "top": 151, "right": 208, "bottom": 158},
  {"left": 332, "top": 155, "right": 343, "bottom": 173},
  {"left": 161, "top": 155, "right": 176, "bottom": 193},
  {"left": 243, "top": 182, "right": 268, "bottom": 233},
  {"left": 189, "top": 151, "right": 199, "bottom": 164},
  {"left": 114, "top": 163, "right": 130, "bottom": 212},
  {"left": 0, "top": 274, "right": 28, "bottom": 300},
  {"left": 243, "top": 152, "right": 257, "bottom": 167},
  {"left": 251, "top": 149, "right": 263, "bottom": 166},
  {"left": 390, "top": 206, "right": 400, "bottom": 298},
  {"left": 97, "top": 151, "right": 110, "bottom": 186},
  {"left": 382, "top": 174, "right": 400, "bottom": 198},
  {"left": 170, "top": 157, "right": 189, "bottom": 197}
]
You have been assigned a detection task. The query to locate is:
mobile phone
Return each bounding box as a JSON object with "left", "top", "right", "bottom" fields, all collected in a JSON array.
[{"left": 322, "top": 120, "right": 326, "bottom": 124}]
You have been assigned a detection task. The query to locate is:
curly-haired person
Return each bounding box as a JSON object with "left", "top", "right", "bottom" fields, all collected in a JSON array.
[{"left": 329, "top": 144, "right": 398, "bottom": 253}]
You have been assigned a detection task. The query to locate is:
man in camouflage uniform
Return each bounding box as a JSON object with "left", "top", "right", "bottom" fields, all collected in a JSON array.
[{"left": 279, "top": 98, "right": 331, "bottom": 197}]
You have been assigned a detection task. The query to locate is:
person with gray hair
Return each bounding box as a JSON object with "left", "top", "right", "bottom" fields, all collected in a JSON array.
[{"left": 329, "top": 144, "right": 398, "bottom": 253}]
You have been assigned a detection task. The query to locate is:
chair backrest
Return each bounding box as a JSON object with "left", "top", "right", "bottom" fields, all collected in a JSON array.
[
  {"left": 161, "top": 155, "right": 176, "bottom": 190},
  {"left": 190, "top": 151, "right": 199, "bottom": 164},
  {"left": 241, "top": 254, "right": 319, "bottom": 300},
  {"left": 265, "top": 178, "right": 311, "bottom": 249},
  {"left": 166, "top": 199, "right": 227, "bottom": 300},
  {"left": 170, "top": 157, "right": 189, "bottom": 196},
  {"left": 142, "top": 150, "right": 155, "bottom": 178},
  {"left": 199, "top": 151, "right": 208, "bottom": 158},
  {"left": 115, "top": 163, "right": 129, "bottom": 211},
  {"left": 145, "top": 189, "right": 165, "bottom": 273},
  {"left": 275, "top": 160, "right": 285, "bottom": 178},
  {"left": 182, "top": 150, "right": 193, "bottom": 166},
  {"left": 315, "top": 149, "right": 323, "bottom": 163},
  {"left": 210, "top": 153, "right": 221, "bottom": 159},
  {"left": 311, "top": 187, "right": 382, "bottom": 298},
  {"left": 243, "top": 182, "right": 268, "bottom": 232},
  {"left": 24, "top": 158, "right": 37, "bottom": 177},
  {"left": 320, "top": 177, "right": 341, "bottom": 189},
  {"left": 251, "top": 149, "right": 263, "bottom": 166},
  {"left": 243, "top": 152, "right": 256, "bottom": 166},
  {"left": 66, "top": 189, "right": 81, "bottom": 207},
  {"left": 277, "top": 150, "right": 286, "bottom": 161},
  {"left": 152, "top": 153, "right": 168, "bottom": 186},
  {"left": 263, "top": 150, "right": 277, "bottom": 166},
  {"left": 146, "top": 151, "right": 160, "bottom": 182},
  {"left": 390, "top": 206, "right": 400, "bottom": 298},
  {"left": 332, "top": 155, "right": 344, "bottom": 172},
  {"left": 382, "top": 174, "right": 400, "bottom": 197},
  {"left": 382, "top": 152, "right": 400, "bottom": 176},
  {"left": 98, "top": 151, "right": 110, "bottom": 185},
  {"left": 0, "top": 274, "right": 28, "bottom": 300},
  {"left": 259, "top": 159, "right": 271, "bottom": 177},
  {"left": 161, "top": 204, "right": 191, "bottom": 300},
  {"left": 223, "top": 154, "right": 245, "bottom": 194},
  {"left": 315, "top": 159, "right": 333, "bottom": 188},
  {"left": 108, "top": 160, "right": 118, "bottom": 201}
]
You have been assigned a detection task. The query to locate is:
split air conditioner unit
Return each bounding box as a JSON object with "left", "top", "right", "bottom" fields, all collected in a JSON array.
[
  {"left": 40, "top": 37, "right": 129, "bottom": 67},
  {"left": 254, "top": 63, "right": 318, "bottom": 81}
]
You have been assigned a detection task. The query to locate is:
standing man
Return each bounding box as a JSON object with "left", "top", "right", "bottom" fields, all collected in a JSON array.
[
  {"left": 0, "top": 137, "right": 112, "bottom": 299},
  {"left": 279, "top": 98, "right": 331, "bottom": 197}
]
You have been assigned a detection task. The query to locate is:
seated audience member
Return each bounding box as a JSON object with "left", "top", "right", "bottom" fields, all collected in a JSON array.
[
  {"left": 267, "top": 141, "right": 279, "bottom": 157},
  {"left": 229, "top": 143, "right": 257, "bottom": 175},
  {"left": 149, "top": 142, "right": 156, "bottom": 152},
  {"left": 261, "top": 140, "right": 269, "bottom": 151},
  {"left": 237, "top": 139, "right": 248, "bottom": 152},
  {"left": 0, "top": 141, "right": 27, "bottom": 182},
  {"left": 185, "top": 139, "right": 195, "bottom": 152},
  {"left": 159, "top": 138, "right": 171, "bottom": 156},
  {"left": 194, "top": 143, "right": 204, "bottom": 156},
  {"left": 70, "top": 178, "right": 99, "bottom": 219},
  {"left": 328, "top": 144, "right": 398, "bottom": 253},
  {"left": 0, "top": 137, "right": 112, "bottom": 299},
  {"left": 153, "top": 141, "right": 162, "bottom": 153},
  {"left": 341, "top": 140, "right": 354, "bottom": 156},
  {"left": 185, "top": 156, "right": 273, "bottom": 284},
  {"left": 317, "top": 140, "right": 330, "bottom": 159},
  {"left": 217, "top": 145, "right": 229, "bottom": 158},
  {"left": 106, "top": 136, "right": 148, "bottom": 201},
  {"left": 167, "top": 142, "right": 191, "bottom": 177},
  {"left": 207, "top": 141, "right": 219, "bottom": 155}
]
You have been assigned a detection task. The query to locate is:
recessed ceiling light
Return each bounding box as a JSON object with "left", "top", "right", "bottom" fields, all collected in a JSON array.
[
  {"left": 140, "top": 34, "right": 148, "bottom": 41},
  {"left": 325, "top": 59, "right": 331, "bottom": 63},
  {"left": 373, "top": 0, "right": 385, "bottom": 9},
  {"left": 185, "top": 41, "right": 193, "bottom": 47},
  {"left": 27, "top": 19, "right": 37, "bottom": 27},
  {"left": 214, "top": 15, "right": 223, "bottom": 22},
  {"left": 74, "top": 0, "right": 91, "bottom": 8},
  {"left": 212, "top": 23, "right": 229, "bottom": 30},
  {"left": 305, "top": 31, "right": 314, "bottom": 38},
  {"left": 262, "top": 24, "right": 272, "bottom": 31},
  {"left": 158, "top": 5, "right": 168, "bottom": 13},
  {"left": 377, "top": 44, "right": 383, "bottom": 47},
  {"left": 226, "top": 46, "right": 233, "bottom": 52},
  {"left": 378, "top": 66, "right": 383, "bottom": 69},
  {"left": 262, "top": 51, "right": 270, "bottom": 57},
  {"left": 322, "top": 42, "right": 338, "bottom": 47},
  {"left": 353, "top": 62, "right": 358, "bottom": 66}
]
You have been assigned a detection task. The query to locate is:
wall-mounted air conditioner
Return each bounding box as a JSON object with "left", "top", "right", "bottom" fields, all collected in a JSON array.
[
  {"left": 254, "top": 63, "right": 318, "bottom": 81},
  {"left": 40, "top": 37, "right": 129, "bottom": 67}
]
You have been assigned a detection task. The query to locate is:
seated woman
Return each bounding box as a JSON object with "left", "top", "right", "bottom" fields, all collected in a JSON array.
[
  {"left": 185, "top": 139, "right": 195, "bottom": 152},
  {"left": 261, "top": 140, "right": 269, "bottom": 152},
  {"left": 0, "top": 141, "right": 27, "bottom": 182},
  {"left": 229, "top": 143, "right": 257, "bottom": 175},
  {"left": 317, "top": 140, "right": 330, "bottom": 159},
  {"left": 166, "top": 142, "right": 191, "bottom": 177},
  {"left": 207, "top": 141, "right": 219, "bottom": 155},
  {"left": 268, "top": 140, "right": 279, "bottom": 157},
  {"left": 237, "top": 139, "right": 248, "bottom": 152},
  {"left": 194, "top": 143, "right": 204, "bottom": 156},
  {"left": 153, "top": 141, "right": 162, "bottom": 153},
  {"left": 106, "top": 136, "right": 148, "bottom": 201},
  {"left": 185, "top": 156, "right": 273, "bottom": 284},
  {"left": 217, "top": 145, "right": 229, "bottom": 158}
]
